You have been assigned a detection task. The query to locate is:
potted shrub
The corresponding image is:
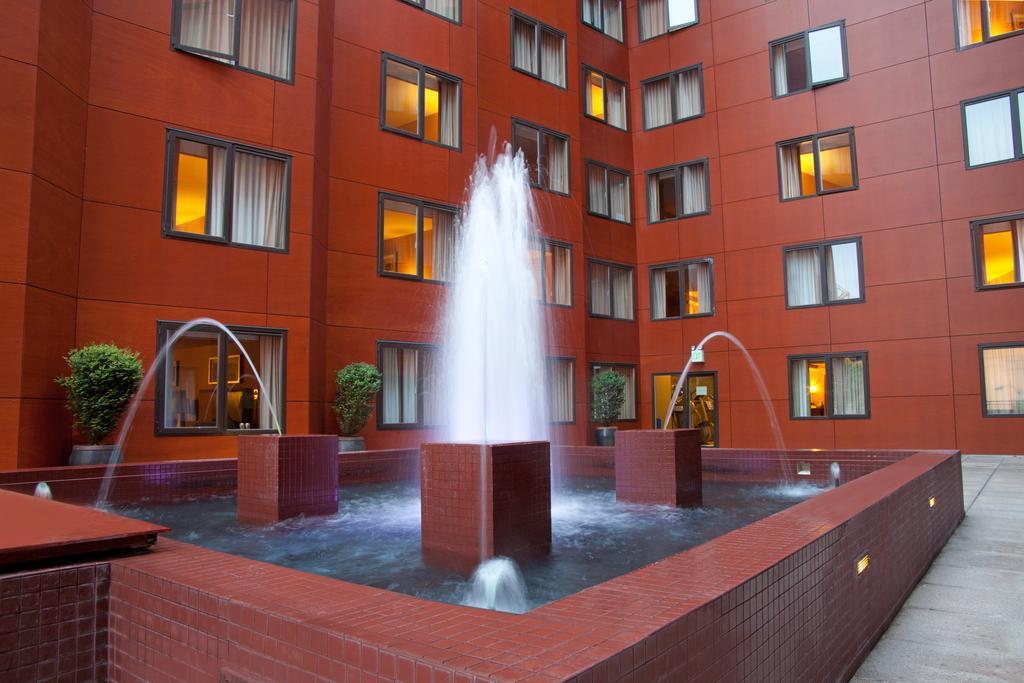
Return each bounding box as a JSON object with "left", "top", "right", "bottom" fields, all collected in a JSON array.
[
  {"left": 332, "top": 362, "right": 382, "bottom": 452},
  {"left": 591, "top": 369, "right": 626, "bottom": 446},
  {"left": 56, "top": 343, "right": 143, "bottom": 465}
]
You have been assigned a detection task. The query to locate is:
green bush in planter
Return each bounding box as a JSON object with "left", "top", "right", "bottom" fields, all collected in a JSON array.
[
  {"left": 333, "top": 362, "right": 383, "bottom": 436},
  {"left": 591, "top": 370, "right": 626, "bottom": 427},
  {"left": 55, "top": 344, "right": 143, "bottom": 445}
]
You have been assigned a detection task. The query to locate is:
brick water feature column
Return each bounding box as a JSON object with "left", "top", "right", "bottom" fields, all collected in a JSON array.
[
  {"left": 615, "top": 429, "right": 702, "bottom": 507},
  {"left": 237, "top": 435, "right": 339, "bottom": 524},
  {"left": 420, "top": 441, "right": 551, "bottom": 571}
]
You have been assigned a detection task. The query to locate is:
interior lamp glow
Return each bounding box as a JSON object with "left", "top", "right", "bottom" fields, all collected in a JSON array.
[
  {"left": 856, "top": 554, "right": 870, "bottom": 576},
  {"left": 928, "top": 496, "right": 936, "bottom": 509}
]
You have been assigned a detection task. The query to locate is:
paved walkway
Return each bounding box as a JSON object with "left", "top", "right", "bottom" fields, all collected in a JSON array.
[{"left": 853, "top": 455, "right": 1024, "bottom": 682}]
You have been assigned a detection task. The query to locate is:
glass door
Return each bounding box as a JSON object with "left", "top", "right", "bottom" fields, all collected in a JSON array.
[{"left": 652, "top": 372, "right": 717, "bottom": 446}]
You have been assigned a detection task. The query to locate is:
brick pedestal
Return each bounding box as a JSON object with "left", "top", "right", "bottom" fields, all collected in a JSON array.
[
  {"left": 237, "top": 435, "right": 338, "bottom": 524},
  {"left": 615, "top": 429, "right": 702, "bottom": 507},
  {"left": 420, "top": 441, "right": 551, "bottom": 571}
]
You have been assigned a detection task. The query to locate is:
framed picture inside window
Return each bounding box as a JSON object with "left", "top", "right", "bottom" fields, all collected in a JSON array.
[{"left": 208, "top": 355, "right": 241, "bottom": 385}]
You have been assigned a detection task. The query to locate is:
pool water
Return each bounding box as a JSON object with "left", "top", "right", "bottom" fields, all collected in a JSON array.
[{"left": 116, "top": 477, "right": 824, "bottom": 611}]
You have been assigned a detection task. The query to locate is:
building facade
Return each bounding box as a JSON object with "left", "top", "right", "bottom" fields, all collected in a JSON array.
[{"left": 0, "top": 0, "right": 1021, "bottom": 468}]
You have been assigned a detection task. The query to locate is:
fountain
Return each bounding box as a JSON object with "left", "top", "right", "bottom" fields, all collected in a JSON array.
[{"left": 463, "top": 557, "right": 529, "bottom": 613}]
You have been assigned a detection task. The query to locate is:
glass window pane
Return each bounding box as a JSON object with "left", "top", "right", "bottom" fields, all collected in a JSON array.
[
  {"left": 667, "top": 0, "right": 697, "bottom": 28},
  {"left": 380, "top": 346, "right": 418, "bottom": 424},
  {"left": 686, "top": 374, "right": 715, "bottom": 445},
  {"left": 226, "top": 334, "right": 282, "bottom": 430},
  {"left": 544, "top": 134, "right": 569, "bottom": 194},
  {"left": 816, "top": 132, "right": 853, "bottom": 191},
  {"left": 512, "top": 16, "right": 537, "bottom": 74},
  {"left": 965, "top": 96, "right": 1015, "bottom": 166},
  {"left": 603, "top": 0, "right": 623, "bottom": 40},
  {"left": 423, "top": 73, "right": 440, "bottom": 142},
  {"left": 592, "top": 365, "right": 636, "bottom": 420},
  {"left": 174, "top": 140, "right": 227, "bottom": 237},
  {"left": 681, "top": 261, "right": 711, "bottom": 315},
  {"left": 514, "top": 125, "right": 540, "bottom": 184},
  {"left": 238, "top": 0, "right": 294, "bottom": 79},
  {"left": 232, "top": 152, "right": 287, "bottom": 248},
  {"left": 587, "top": 165, "right": 608, "bottom": 215},
  {"left": 656, "top": 171, "right": 677, "bottom": 219},
  {"left": 539, "top": 28, "right": 565, "bottom": 86},
  {"left": 807, "top": 360, "right": 827, "bottom": 416},
  {"left": 548, "top": 358, "right": 575, "bottom": 422},
  {"left": 178, "top": 0, "right": 237, "bottom": 58},
  {"left": 612, "top": 267, "right": 633, "bottom": 319},
  {"left": 980, "top": 222, "right": 1018, "bottom": 285},
  {"left": 831, "top": 356, "right": 866, "bottom": 416},
  {"left": 424, "top": 0, "right": 459, "bottom": 21},
  {"left": 982, "top": 347, "right": 1024, "bottom": 415},
  {"left": 607, "top": 79, "right": 627, "bottom": 129},
  {"left": 385, "top": 60, "right": 421, "bottom": 135},
  {"left": 381, "top": 199, "right": 419, "bottom": 276},
  {"left": 826, "top": 241, "right": 861, "bottom": 301},
  {"left": 786, "top": 247, "right": 823, "bottom": 306},
  {"left": 582, "top": 0, "right": 599, "bottom": 26},
  {"left": 528, "top": 242, "right": 544, "bottom": 299},
  {"left": 663, "top": 267, "right": 681, "bottom": 317},
  {"left": 590, "top": 262, "right": 612, "bottom": 315},
  {"left": 422, "top": 207, "right": 457, "bottom": 282},
  {"left": 608, "top": 171, "right": 630, "bottom": 222},
  {"left": 164, "top": 331, "right": 220, "bottom": 428},
  {"left": 807, "top": 25, "right": 845, "bottom": 84},
  {"left": 987, "top": 0, "right": 1024, "bottom": 38},
  {"left": 587, "top": 71, "right": 605, "bottom": 120},
  {"left": 653, "top": 374, "right": 682, "bottom": 428},
  {"left": 548, "top": 244, "right": 571, "bottom": 305},
  {"left": 674, "top": 68, "right": 702, "bottom": 119},
  {"left": 958, "top": 0, "right": 984, "bottom": 45},
  {"left": 772, "top": 38, "right": 807, "bottom": 96}
]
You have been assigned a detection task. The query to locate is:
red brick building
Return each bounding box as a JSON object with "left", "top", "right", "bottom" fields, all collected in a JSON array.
[{"left": 1, "top": 0, "right": 1021, "bottom": 469}]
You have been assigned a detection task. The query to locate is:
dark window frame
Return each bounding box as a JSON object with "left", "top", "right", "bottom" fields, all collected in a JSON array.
[
  {"left": 375, "top": 340, "right": 440, "bottom": 430},
  {"left": 644, "top": 159, "right": 711, "bottom": 223},
  {"left": 582, "top": 65, "right": 629, "bottom": 130},
  {"left": 650, "top": 370, "right": 719, "bottom": 445},
  {"left": 649, "top": 256, "right": 715, "bottom": 320},
  {"left": 584, "top": 160, "right": 633, "bottom": 224},
  {"left": 979, "top": 342, "right": 1024, "bottom": 417},
  {"left": 379, "top": 53, "right": 462, "bottom": 150},
  {"left": 580, "top": 0, "right": 625, "bottom": 43},
  {"left": 961, "top": 87, "right": 1024, "bottom": 170},
  {"left": 509, "top": 10, "right": 568, "bottom": 90},
  {"left": 398, "top": 0, "right": 462, "bottom": 24},
  {"left": 533, "top": 238, "right": 574, "bottom": 308},
  {"left": 953, "top": 0, "right": 1024, "bottom": 50},
  {"left": 776, "top": 127, "right": 859, "bottom": 201},
  {"left": 170, "top": 0, "right": 298, "bottom": 84},
  {"left": 769, "top": 20, "right": 849, "bottom": 99},
  {"left": 589, "top": 362, "right": 639, "bottom": 423},
  {"left": 787, "top": 351, "right": 871, "bottom": 420},
  {"left": 377, "top": 192, "right": 461, "bottom": 284},
  {"left": 638, "top": 0, "right": 700, "bottom": 42},
  {"left": 547, "top": 355, "right": 577, "bottom": 424},
  {"left": 154, "top": 320, "right": 288, "bottom": 436},
  {"left": 512, "top": 118, "right": 572, "bottom": 196},
  {"left": 161, "top": 128, "right": 292, "bottom": 254},
  {"left": 587, "top": 257, "right": 636, "bottom": 321},
  {"left": 971, "top": 212, "right": 1024, "bottom": 290},
  {"left": 782, "top": 237, "right": 866, "bottom": 309},
  {"left": 640, "top": 64, "right": 704, "bottom": 131}
]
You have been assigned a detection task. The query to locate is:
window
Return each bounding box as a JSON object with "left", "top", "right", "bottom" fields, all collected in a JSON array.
[
  {"left": 163, "top": 130, "right": 290, "bottom": 250},
  {"left": 530, "top": 240, "right": 573, "bottom": 306},
  {"left": 770, "top": 22, "right": 848, "bottom": 97},
  {"left": 382, "top": 55, "right": 461, "bottom": 148},
  {"left": 789, "top": 352, "right": 869, "bottom": 419},
  {"left": 646, "top": 160, "right": 709, "bottom": 221},
  {"left": 582, "top": 0, "right": 623, "bottom": 41},
  {"left": 400, "top": 0, "right": 460, "bottom": 22},
  {"left": 589, "top": 259, "right": 634, "bottom": 320},
  {"left": 171, "top": 0, "right": 296, "bottom": 81},
  {"left": 955, "top": 0, "right": 1024, "bottom": 48},
  {"left": 548, "top": 357, "right": 575, "bottom": 422},
  {"left": 590, "top": 364, "right": 637, "bottom": 421},
  {"left": 584, "top": 67, "right": 628, "bottom": 130},
  {"left": 378, "top": 194, "right": 460, "bottom": 282},
  {"left": 513, "top": 120, "right": 570, "bottom": 194},
  {"left": 973, "top": 214, "right": 1024, "bottom": 288},
  {"left": 650, "top": 258, "right": 714, "bottom": 319},
  {"left": 638, "top": 0, "right": 698, "bottom": 41},
  {"left": 962, "top": 88, "right": 1024, "bottom": 168},
  {"left": 586, "top": 161, "right": 631, "bottom": 223},
  {"left": 642, "top": 65, "right": 703, "bottom": 129},
  {"left": 980, "top": 344, "right": 1024, "bottom": 416},
  {"left": 378, "top": 342, "right": 441, "bottom": 428},
  {"left": 157, "top": 321, "right": 285, "bottom": 434},
  {"left": 778, "top": 129, "right": 857, "bottom": 199},
  {"left": 784, "top": 238, "right": 864, "bottom": 307},
  {"left": 511, "top": 11, "right": 566, "bottom": 88}
]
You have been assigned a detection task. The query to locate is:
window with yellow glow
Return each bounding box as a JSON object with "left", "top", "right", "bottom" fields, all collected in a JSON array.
[
  {"left": 582, "top": 0, "right": 624, "bottom": 41},
  {"left": 981, "top": 344, "right": 1024, "bottom": 415},
  {"left": 381, "top": 199, "right": 419, "bottom": 276},
  {"left": 382, "top": 56, "right": 460, "bottom": 148},
  {"left": 513, "top": 121, "right": 569, "bottom": 194},
  {"left": 790, "top": 353, "right": 868, "bottom": 419},
  {"left": 974, "top": 217, "right": 1023, "bottom": 287},
  {"left": 379, "top": 194, "right": 459, "bottom": 282},
  {"left": 956, "top": 0, "right": 1024, "bottom": 47},
  {"left": 586, "top": 68, "right": 627, "bottom": 130},
  {"left": 588, "top": 71, "right": 606, "bottom": 120},
  {"left": 173, "top": 139, "right": 224, "bottom": 236},
  {"left": 650, "top": 258, "right": 712, "bottom": 319},
  {"left": 531, "top": 240, "right": 572, "bottom": 306},
  {"left": 779, "top": 129, "right": 856, "bottom": 199},
  {"left": 646, "top": 160, "right": 708, "bottom": 221}
]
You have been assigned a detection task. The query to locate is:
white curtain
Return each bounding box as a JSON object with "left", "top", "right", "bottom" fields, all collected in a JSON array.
[
  {"left": 430, "top": 210, "right": 457, "bottom": 281},
  {"left": 609, "top": 172, "right": 629, "bottom": 222},
  {"left": 983, "top": 347, "right": 1024, "bottom": 414},
  {"left": 381, "top": 348, "right": 400, "bottom": 423},
  {"left": 644, "top": 77, "right": 672, "bottom": 129},
  {"left": 591, "top": 263, "right": 611, "bottom": 316},
  {"left": 779, "top": 144, "right": 802, "bottom": 199},
  {"left": 612, "top": 267, "right": 633, "bottom": 319},
  {"left": 772, "top": 44, "right": 788, "bottom": 96},
  {"left": 826, "top": 242, "right": 861, "bottom": 301},
  {"left": 791, "top": 360, "right": 810, "bottom": 417},
  {"left": 639, "top": 0, "right": 667, "bottom": 40},
  {"left": 232, "top": 152, "right": 287, "bottom": 248},
  {"left": 607, "top": 81, "right": 627, "bottom": 129},
  {"left": 239, "top": 0, "right": 293, "bottom": 79},
  {"left": 651, "top": 268, "right": 667, "bottom": 319},
  {"left": 258, "top": 335, "right": 281, "bottom": 429},
  {"left": 965, "top": 96, "right": 1014, "bottom": 166},
  {"left": 553, "top": 246, "right": 571, "bottom": 304},
  {"left": 603, "top": 0, "right": 623, "bottom": 40},
  {"left": 512, "top": 18, "right": 536, "bottom": 74},
  {"left": 401, "top": 348, "right": 417, "bottom": 424},
  {"left": 549, "top": 359, "right": 574, "bottom": 422},
  {"left": 675, "top": 69, "right": 702, "bottom": 119},
  {"left": 831, "top": 356, "right": 865, "bottom": 416},
  {"left": 583, "top": 0, "right": 599, "bottom": 26},
  {"left": 546, "top": 137, "right": 568, "bottom": 193},
  {"left": 540, "top": 29, "right": 565, "bottom": 86},
  {"left": 208, "top": 146, "right": 227, "bottom": 237},
  {"left": 1017, "top": 220, "right": 1024, "bottom": 279},
  {"left": 956, "top": 0, "right": 975, "bottom": 47},
  {"left": 692, "top": 261, "right": 711, "bottom": 313},
  {"left": 786, "top": 248, "right": 822, "bottom": 306},
  {"left": 424, "top": 0, "right": 458, "bottom": 21},
  {"left": 179, "top": 0, "right": 236, "bottom": 56},
  {"left": 647, "top": 174, "right": 662, "bottom": 221},
  {"left": 619, "top": 367, "right": 636, "bottom": 419},
  {"left": 682, "top": 163, "right": 707, "bottom": 215},
  {"left": 421, "top": 349, "right": 442, "bottom": 426},
  {"left": 438, "top": 78, "right": 459, "bottom": 147},
  {"left": 588, "top": 166, "right": 608, "bottom": 216}
]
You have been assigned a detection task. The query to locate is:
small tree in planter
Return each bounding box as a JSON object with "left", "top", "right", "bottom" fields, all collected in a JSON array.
[
  {"left": 56, "top": 343, "right": 143, "bottom": 465},
  {"left": 591, "top": 370, "right": 626, "bottom": 446},
  {"left": 332, "top": 362, "right": 382, "bottom": 452}
]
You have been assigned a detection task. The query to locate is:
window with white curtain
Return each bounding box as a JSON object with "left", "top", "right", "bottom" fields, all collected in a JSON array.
[
  {"left": 530, "top": 240, "right": 572, "bottom": 306},
  {"left": 963, "top": 88, "right": 1024, "bottom": 168},
  {"left": 156, "top": 321, "right": 285, "bottom": 434},
  {"left": 582, "top": 0, "right": 624, "bottom": 41},
  {"left": 379, "top": 193, "right": 460, "bottom": 282},
  {"left": 778, "top": 128, "right": 856, "bottom": 199},
  {"left": 980, "top": 344, "right": 1024, "bottom": 416},
  {"left": 164, "top": 129, "right": 290, "bottom": 250},
  {"left": 642, "top": 65, "right": 703, "bottom": 129},
  {"left": 400, "top": 0, "right": 460, "bottom": 22},
  {"left": 548, "top": 357, "right": 576, "bottom": 423},
  {"left": 172, "top": 0, "right": 296, "bottom": 81},
  {"left": 378, "top": 342, "right": 440, "bottom": 428},
  {"left": 784, "top": 239, "right": 863, "bottom": 308},
  {"left": 955, "top": 0, "right": 1024, "bottom": 48},
  {"left": 790, "top": 353, "right": 868, "bottom": 419},
  {"left": 513, "top": 120, "right": 570, "bottom": 194},
  {"left": 589, "top": 259, "right": 634, "bottom": 320},
  {"left": 638, "top": 0, "right": 698, "bottom": 41},
  {"left": 646, "top": 160, "right": 709, "bottom": 222},
  {"left": 973, "top": 214, "right": 1024, "bottom": 288},
  {"left": 586, "top": 161, "right": 631, "bottom": 223},
  {"left": 650, "top": 258, "right": 713, "bottom": 319},
  {"left": 770, "top": 22, "right": 848, "bottom": 97},
  {"left": 511, "top": 11, "right": 566, "bottom": 87},
  {"left": 591, "top": 364, "right": 637, "bottom": 421},
  {"left": 382, "top": 55, "right": 461, "bottom": 148},
  {"left": 584, "top": 67, "right": 628, "bottom": 130}
]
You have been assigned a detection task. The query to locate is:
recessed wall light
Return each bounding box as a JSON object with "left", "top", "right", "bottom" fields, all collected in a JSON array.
[
  {"left": 856, "top": 554, "right": 870, "bottom": 576},
  {"left": 797, "top": 462, "right": 811, "bottom": 476},
  {"left": 928, "top": 496, "right": 936, "bottom": 509}
]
